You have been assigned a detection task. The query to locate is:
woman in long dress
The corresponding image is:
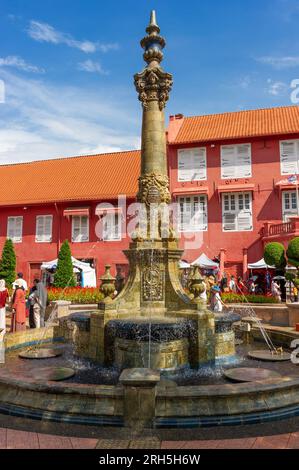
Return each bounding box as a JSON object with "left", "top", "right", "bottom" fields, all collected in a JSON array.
[
  {"left": 11, "top": 280, "right": 26, "bottom": 332},
  {"left": 0, "top": 280, "right": 9, "bottom": 334}
]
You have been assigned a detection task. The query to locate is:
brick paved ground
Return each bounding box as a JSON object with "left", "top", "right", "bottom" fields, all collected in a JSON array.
[{"left": 0, "top": 427, "right": 299, "bottom": 449}]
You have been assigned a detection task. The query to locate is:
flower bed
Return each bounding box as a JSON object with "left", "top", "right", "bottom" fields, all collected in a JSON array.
[
  {"left": 48, "top": 287, "right": 104, "bottom": 304},
  {"left": 221, "top": 293, "right": 278, "bottom": 304}
]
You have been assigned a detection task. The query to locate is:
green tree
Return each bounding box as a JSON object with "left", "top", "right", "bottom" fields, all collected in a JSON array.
[
  {"left": 53, "top": 240, "right": 76, "bottom": 288},
  {"left": 264, "top": 242, "right": 286, "bottom": 269},
  {"left": 287, "top": 237, "right": 299, "bottom": 268},
  {"left": 0, "top": 239, "right": 16, "bottom": 287}
]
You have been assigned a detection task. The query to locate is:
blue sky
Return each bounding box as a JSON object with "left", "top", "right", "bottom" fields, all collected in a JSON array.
[{"left": 0, "top": 0, "right": 299, "bottom": 164}]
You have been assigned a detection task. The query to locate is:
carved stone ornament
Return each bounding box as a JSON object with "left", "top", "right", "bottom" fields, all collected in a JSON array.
[
  {"left": 134, "top": 67, "right": 173, "bottom": 110},
  {"left": 142, "top": 264, "right": 164, "bottom": 301},
  {"left": 137, "top": 173, "right": 171, "bottom": 205}
]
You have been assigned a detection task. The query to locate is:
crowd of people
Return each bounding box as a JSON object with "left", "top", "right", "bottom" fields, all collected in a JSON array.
[
  {"left": 183, "top": 269, "right": 285, "bottom": 313},
  {"left": 0, "top": 273, "right": 48, "bottom": 335}
]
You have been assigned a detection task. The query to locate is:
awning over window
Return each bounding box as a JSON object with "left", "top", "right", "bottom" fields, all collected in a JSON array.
[
  {"left": 63, "top": 207, "right": 90, "bottom": 217},
  {"left": 217, "top": 183, "right": 255, "bottom": 194},
  {"left": 173, "top": 186, "right": 209, "bottom": 196},
  {"left": 275, "top": 176, "right": 299, "bottom": 191},
  {"left": 95, "top": 206, "right": 122, "bottom": 216}
]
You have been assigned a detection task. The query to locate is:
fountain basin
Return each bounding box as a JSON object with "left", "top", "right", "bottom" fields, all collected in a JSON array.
[{"left": 106, "top": 318, "right": 190, "bottom": 370}]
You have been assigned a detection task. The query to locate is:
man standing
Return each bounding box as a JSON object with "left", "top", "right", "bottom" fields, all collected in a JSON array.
[
  {"left": 31, "top": 279, "right": 48, "bottom": 328},
  {"left": 12, "top": 272, "right": 28, "bottom": 292}
]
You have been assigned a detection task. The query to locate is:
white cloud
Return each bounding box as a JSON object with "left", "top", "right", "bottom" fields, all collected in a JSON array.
[
  {"left": 78, "top": 60, "right": 109, "bottom": 75},
  {"left": 0, "top": 55, "right": 44, "bottom": 73},
  {"left": 27, "top": 20, "right": 118, "bottom": 54},
  {"left": 257, "top": 56, "right": 299, "bottom": 69},
  {"left": 239, "top": 76, "right": 251, "bottom": 89},
  {"left": 267, "top": 79, "right": 288, "bottom": 96},
  {"left": 0, "top": 70, "right": 139, "bottom": 164}
]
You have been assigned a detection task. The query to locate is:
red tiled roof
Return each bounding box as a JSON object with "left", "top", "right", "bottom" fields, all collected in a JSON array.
[
  {"left": 171, "top": 106, "right": 299, "bottom": 144},
  {"left": 0, "top": 150, "right": 140, "bottom": 206}
]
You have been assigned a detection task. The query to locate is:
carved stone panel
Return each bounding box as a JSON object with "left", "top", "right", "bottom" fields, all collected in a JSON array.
[{"left": 142, "top": 264, "right": 164, "bottom": 301}]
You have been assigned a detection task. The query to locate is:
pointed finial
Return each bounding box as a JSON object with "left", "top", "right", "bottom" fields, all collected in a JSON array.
[
  {"left": 146, "top": 9, "right": 160, "bottom": 34},
  {"left": 150, "top": 10, "right": 157, "bottom": 26}
]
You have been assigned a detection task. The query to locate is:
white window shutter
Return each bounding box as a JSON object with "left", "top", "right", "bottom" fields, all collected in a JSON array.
[
  {"left": 178, "top": 149, "right": 190, "bottom": 181},
  {"left": 81, "top": 216, "right": 89, "bottom": 241},
  {"left": 223, "top": 213, "right": 236, "bottom": 231},
  {"left": 221, "top": 146, "right": 235, "bottom": 179},
  {"left": 192, "top": 148, "right": 207, "bottom": 181},
  {"left": 7, "top": 218, "right": 14, "bottom": 239},
  {"left": 178, "top": 148, "right": 207, "bottom": 181},
  {"left": 44, "top": 216, "right": 53, "bottom": 242},
  {"left": 72, "top": 216, "right": 80, "bottom": 242},
  {"left": 36, "top": 217, "right": 44, "bottom": 242},
  {"left": 237, "top": 211, "right": 252, "bottom": 231},
  {"left": 236, "top": 144, "right": 252, "bottom": 178},
  {"left": 8, "top": 217, "right": 22, "bottom": 242},
  {"left": 281, "top": 141, "right": 298, "bottom": 175}
]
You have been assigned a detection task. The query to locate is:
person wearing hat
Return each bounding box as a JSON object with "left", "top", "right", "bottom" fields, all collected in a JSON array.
[{"left": 210, "top": 285, "right": 225, "bottom": 312}]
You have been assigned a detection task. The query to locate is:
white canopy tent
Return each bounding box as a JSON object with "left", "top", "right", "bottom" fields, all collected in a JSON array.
[
  {"left": 41, "top": 257, "right": 97, "bottom": 287},
  {"left": 179, "top": 260, "right": 191, "bottom": 269},
  {"left": 191, "top": 253, "right": 219, "bottom": 270},
  {"left": 248, "top": 258, "right": 275, "bottom": 270}
]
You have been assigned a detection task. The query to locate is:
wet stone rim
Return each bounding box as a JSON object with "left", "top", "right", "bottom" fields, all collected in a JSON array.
[{"left": 105, "top": 318, "right": 192, "bottom": 342}]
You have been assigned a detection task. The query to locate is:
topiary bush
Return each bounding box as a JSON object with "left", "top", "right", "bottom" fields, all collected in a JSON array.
[
  {"left": 287, "top": 237, "right": 299, "bottom": 268},
  {"left": 0, "top": 238, "right": 16, "bottom": 287},
  {"left": 53, "top": 240, "right": 76, "bottom": 288},
  {"left": 264, "top": 242, "right": 286, "bottom": 269}
]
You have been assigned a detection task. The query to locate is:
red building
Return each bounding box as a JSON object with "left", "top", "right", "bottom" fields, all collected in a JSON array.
[
  {"left": 168, "top": 105, "right": 299, "bottom": 278},
  {"left": 1, "top": 105, "right": 299, "bottom": 285}
]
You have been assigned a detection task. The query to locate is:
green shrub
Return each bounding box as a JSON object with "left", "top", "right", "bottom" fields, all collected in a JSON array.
[
  {"left": 0, "top": 239, "right": 16, "bottom": 287},
  {"left": 53, "top": 240, "right": 76, "bottom": 288},
  {"left": 287, "top": 237, "right": 299, "bottom": 268},
  {"left": 221, "top": 293, "right": 278, "bottom": 304},
  {"left": 264, "top": 242, "right": 286, "bottom": 268}
]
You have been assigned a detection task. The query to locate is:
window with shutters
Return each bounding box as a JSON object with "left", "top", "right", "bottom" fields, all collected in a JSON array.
[
  {"left": 282, "top": 191, "right": 298, "bottom": 221},
  {"left": 72, "top": 216, "right": 89, "bottom": 242},
  {"left": 222, "top": 192, "right": 252, "bottom": 232},
  {"left": 103, "top": 213, "right": 121, "bottom": 241},
  {"left": 280, "top": 139, "right": 299, "bottom": 175},
  {"left": 221, "top": 144, "right": 252, "bottom": 179},
  {"left": 7, "top": 216, "right": 23, "bottom": 242},
  {"left": 178, "top": 147, "right": 207, "bottom": 182},
  {"left": 178, "top": 195, "right": 208, "bottom": 232},
  {"left": 35, "top": 215, "right": 53, "bottom": 242}
]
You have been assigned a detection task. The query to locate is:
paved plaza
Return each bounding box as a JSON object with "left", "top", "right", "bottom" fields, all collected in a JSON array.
[{"left": 0, "top": 427, "right": 299, "bottom": 449}]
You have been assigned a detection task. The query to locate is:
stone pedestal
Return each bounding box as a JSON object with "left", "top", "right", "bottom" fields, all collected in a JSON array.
[
  {"left": 188, "top": 309, "right": 215, "bottom": 367},
  {"left": 89, "top": 312, "right": 106, "bottom": 363},
  {"left": 288, "top": 303, "right": 299, "bottom": 328},
  {"left": 119, "top": 368, "right": 160, "bottom": 428}
]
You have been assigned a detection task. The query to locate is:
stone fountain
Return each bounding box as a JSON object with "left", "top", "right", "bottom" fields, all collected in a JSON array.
[
  {"left": 1, "top": 12, "right": 299, "bottom": 431},
  {"left": 68, "top": 11, "right": 238, "bottom": 371}
]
